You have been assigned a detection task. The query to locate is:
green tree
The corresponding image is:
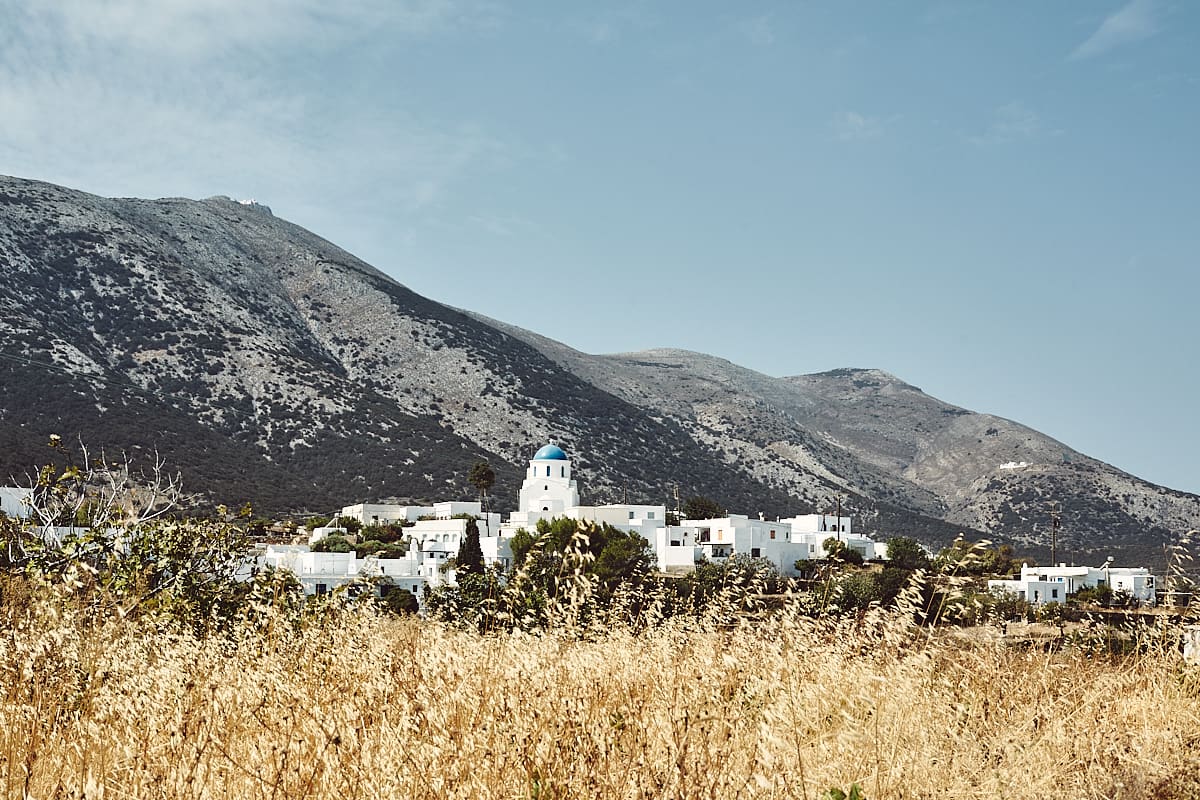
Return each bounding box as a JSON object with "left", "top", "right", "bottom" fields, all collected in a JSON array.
[
  {"left": 935, "top": 539, "right": 1019, "bottom": 576},
  {"left": 676, "top": 555, "right": 783, "bottom": 616},
  {"left": 380, "top": 584, "right": 420, "bottom": 615},
  {"left": 6, "top": 437, "right": 258, "bottom": 627},
  {"left": 457, "top": 517, "right": 484, "bottom": 575},
  {"left": 682, "top": 495, "right": 724, "bottom": 520},
  {"left": 886, "top": 536, "right": 931, "bottom": 571},
  {"left": 509, "top": 527, "right": 537, "bottom": 567},
  {"left": 468, "top": 460, "right": 496, "bottom": 512},
  {"left": 592, "top": 526, "right": 655, "bottom": 590},
  {"left": 836, "top": 570, "right": 884, "bottom": 609},
  {"left": 334, "top": 516, "right": 362, "bottom": 535},
  {"left": 823, "top": 536, "right": 863, "bottom": 565},
  {"left": 432, "top": 518, "right": 656, "bottom": 631},
  {"left": 313, "top": 534, "right": 352, "bottom": 553},
  {"left": 793, "top": 558, "right": 815, "bottom": 578},
  {"left": 1073, "top": 583, "right": 1114, "bottom": 606}
]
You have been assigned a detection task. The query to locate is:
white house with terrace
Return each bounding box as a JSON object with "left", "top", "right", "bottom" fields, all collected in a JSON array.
[
  {"left": 253, "top": 545, "right": 432, "bottom": 604},
  {"left": 988, "top": 562, "right": 1157, "bottom": 607},
  {"left": 653, "top": 512, "right": 883, "bottom": 575}
]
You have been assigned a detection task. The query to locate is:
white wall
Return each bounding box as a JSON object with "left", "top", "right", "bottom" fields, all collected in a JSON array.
[
  {"left": 337, "top": 503, "right": 434, "bottom": 525},
  {"left": 433, "top": 501, "right": 484, "bottom": 518},
  {"left": 782, "top": 514, "right": 853, "bottom": 536},
  {"left": 0, "top": 487, "right": 31, "bottom": 519}
]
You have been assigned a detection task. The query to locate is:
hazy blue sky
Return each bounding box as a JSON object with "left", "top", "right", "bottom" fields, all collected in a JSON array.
[{"left": 2, "top": 1, "right": 1197, "bottom": 494}]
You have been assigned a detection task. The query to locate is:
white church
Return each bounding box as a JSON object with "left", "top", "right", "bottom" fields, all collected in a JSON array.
[{"left": 500, "top": 444, "right": 666, "bottom": 543}]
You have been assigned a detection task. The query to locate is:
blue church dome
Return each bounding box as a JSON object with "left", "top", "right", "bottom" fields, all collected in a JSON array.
[{"left": 533, "top": 444, "right": 568, "bottom": 461}]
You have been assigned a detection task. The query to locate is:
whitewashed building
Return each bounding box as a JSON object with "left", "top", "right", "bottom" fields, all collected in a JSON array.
[
  {"left": 782, "top": 515, "right": 888, "bottom": 561},
  {"left": 988, "top": 562, "right": 1157, "bottom": 607},
  {"left": 505, "top": 444, "right": 581, "bottom": 529},
  {"left": 253, "top": 544, "right": 431, "bottom": 603},
  {"left": 499, "top": 444, "right": 667, "bottom": 544},
  {"left": 336, "top": 503, "right": 434, "bottom": 526},
  {"left": 408, "top": 501, "right": 503, "bottom": 573},
  {"left": 0, "top": 487, "right": 31, "bottom": 519}
]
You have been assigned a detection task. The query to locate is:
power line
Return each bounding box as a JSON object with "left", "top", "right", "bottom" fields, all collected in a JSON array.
[{"left": 0, "top": 349, "right": 145, "bottom": 394}]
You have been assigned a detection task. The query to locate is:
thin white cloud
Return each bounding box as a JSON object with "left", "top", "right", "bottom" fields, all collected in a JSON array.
[
  {"left": 969, "top": 102, "right": 1060, "bottom": 146},
  {"left": 467, "top": 213, "right": 544, "bottom": 239},
  {"left": 11, "top": 0, "right": 501, "bottom": 58},
  {"left": 0, "top": 0, "right": 510, "bottom": 222},
  {"left": 585, "top": 21, "right": 617, "bottom": 44},
  {"left": 738, "top": 15, "right": 775, "bottom": 47},
  {"left": 570, "top": 7, "right": 658, "bottom": 46},
  {"left": 831, "top": 111, "right": 884, "bottom": 142},
  {"left": 1070, "top": 0, "right": 1159, "bottom": 61}
]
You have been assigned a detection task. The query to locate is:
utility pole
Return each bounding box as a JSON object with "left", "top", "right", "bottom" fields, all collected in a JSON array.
[
  {"left": 836, "top": 495, "right": 843, "bottom": 542},
  {"left": 1049, "top": 502, "right": 1062, "bottom": 565}
]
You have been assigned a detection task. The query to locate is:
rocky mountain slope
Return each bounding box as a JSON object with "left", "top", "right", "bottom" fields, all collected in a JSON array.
[
  {"left": 477, "top": 319, "right": 1199, "bottom": 562},
  {"left": 1, "top": 176, "right": 1194, "bottom": 562}
]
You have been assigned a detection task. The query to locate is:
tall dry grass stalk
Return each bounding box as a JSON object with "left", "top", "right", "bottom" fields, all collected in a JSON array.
[{"left": 4, "top": 584, "right": 1200, "bottom": 800}]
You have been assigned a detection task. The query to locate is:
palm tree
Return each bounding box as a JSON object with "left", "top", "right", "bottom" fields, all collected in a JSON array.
[{"left": 468, "top": 460, "right": 496, "bottom": 516}]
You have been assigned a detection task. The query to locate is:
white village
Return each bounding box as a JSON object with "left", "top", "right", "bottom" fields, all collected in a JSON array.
[
  {"left": 233, "top": 443, "right": 1155, "bottom": 611},
  {"left": 0, "top": 442, "right": 1160, "bottom": 612}
]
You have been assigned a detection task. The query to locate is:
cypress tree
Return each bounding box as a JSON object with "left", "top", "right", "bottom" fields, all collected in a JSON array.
[{"left": 458, "top": 517, "right": 484, "bottom": 575}]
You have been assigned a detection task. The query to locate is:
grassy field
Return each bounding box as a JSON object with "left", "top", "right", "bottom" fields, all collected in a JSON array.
[{"left": 4, "top": 592, "right": 1200, "bottom": 800}]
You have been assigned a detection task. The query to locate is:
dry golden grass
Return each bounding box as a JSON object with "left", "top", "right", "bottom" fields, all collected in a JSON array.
[{"left": 4, "top": 597, "right": 1200, "bottom": 799}]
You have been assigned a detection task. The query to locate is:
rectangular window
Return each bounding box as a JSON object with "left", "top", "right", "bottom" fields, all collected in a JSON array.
[
  {"left": 751, "top": 547, "right": 761, "bottom": 558},
  {"left": 1051, "top": 588, "right": 1059, "bottom": 599},
  {"left": 647, "top": 511, "right": 654, "bottom": 519},
  {"left": 699, "top": 529, "right": 711, "bottom": 543},
  {"left": 629, "top": 511, "right": 635, "bottom": 520},
  {"left": 315, "top": 583, "right": 327, "bottom": 595},
  {"left": 769, "top": 530, "right": 776, "bottom": 539},
  {"left": 546, "top": 466, "right": 550, "bottom": 477}
]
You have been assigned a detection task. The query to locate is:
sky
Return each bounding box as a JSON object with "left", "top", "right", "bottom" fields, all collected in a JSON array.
[{"left": 1, "top": 1, "right": 1197, "bottom": 494}]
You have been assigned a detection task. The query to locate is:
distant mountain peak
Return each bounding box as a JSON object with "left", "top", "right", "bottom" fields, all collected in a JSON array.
[
  {"left": 202, "top": 195, "right": 273, "bottom": 215},
  {"left": 803, "top": 367, "right": 922, "bottom": 394}
]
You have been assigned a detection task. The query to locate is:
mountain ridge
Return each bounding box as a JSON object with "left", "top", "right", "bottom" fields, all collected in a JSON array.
[{"left": 2, "top": 175, "right": 1195, "bottom": 563}]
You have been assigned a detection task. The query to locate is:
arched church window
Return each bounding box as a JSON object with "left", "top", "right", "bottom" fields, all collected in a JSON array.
[{"left": 560, "top": 466, "right": 565, "bottom": 477}]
